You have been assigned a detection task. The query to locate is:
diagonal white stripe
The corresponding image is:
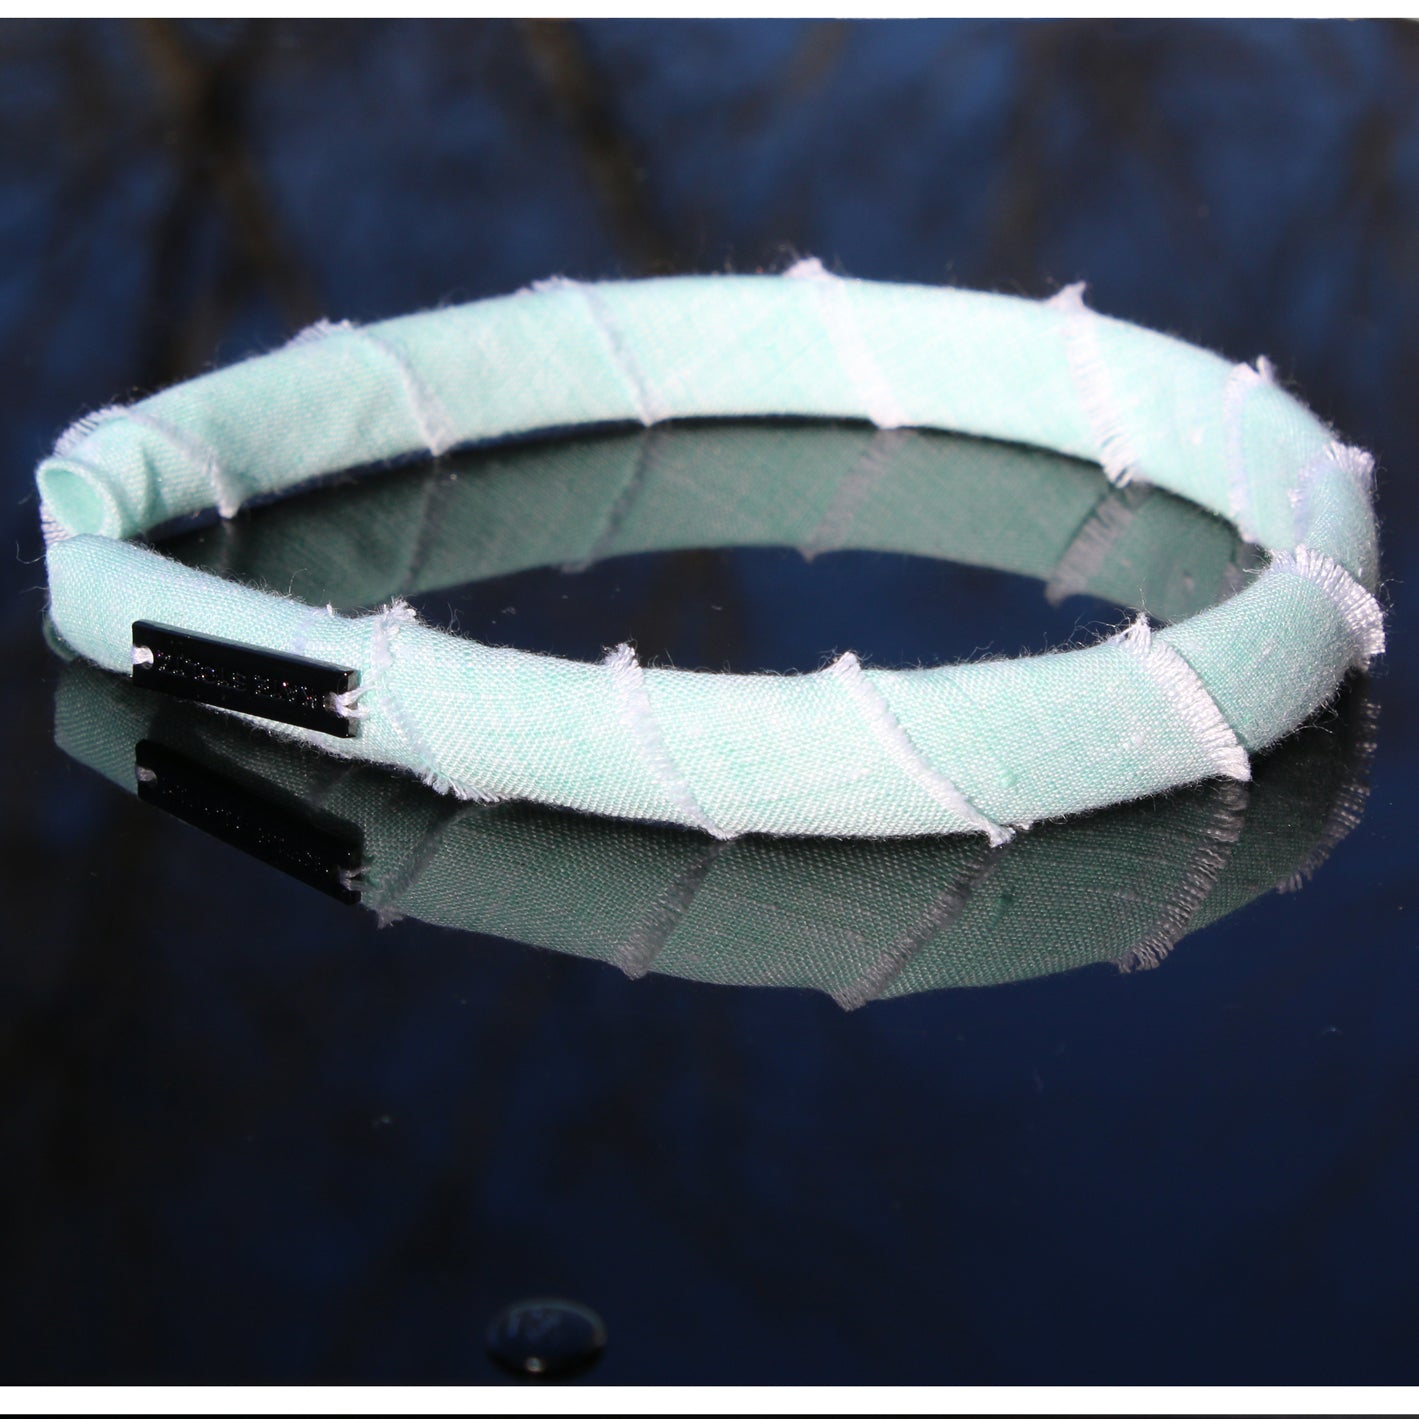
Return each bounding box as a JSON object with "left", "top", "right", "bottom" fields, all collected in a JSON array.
[
  {"left": 605, "top": 643, "right": 729, "bottom": 839},
  {"left": 1269, "top": 545, "right": 1385, "bottom": 667},
  {"left": 535, "top": 277, "right": 670, "bottom": 427},
  {"left": 353, "top": 329, "right": 460, "bottom": 457},
  {"left": 1222, "top": 357, "right": 1274, "bottom": 543},
  {"left": 1114, "top": 617, "right": 1250, "bottom": 781},
  {"left": 825, "top": 651, "right": 1011, "bottom": 845},
  {"left": 1047, "top": 282, "right": 1141, "bottom": 488},
  {"left": 786, "top": 258, "right": 908, "bottom": 430},
  {"left": 126, "top": 408, "right": 240, "bottom": 520}
]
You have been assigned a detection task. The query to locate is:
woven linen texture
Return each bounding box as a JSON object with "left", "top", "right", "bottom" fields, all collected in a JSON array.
[{"left": 37, "top": 271, "right": 1384, "bottom": 839}]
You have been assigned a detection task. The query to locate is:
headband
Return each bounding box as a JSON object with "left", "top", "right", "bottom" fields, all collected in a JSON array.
[{"left": 36, "top": 262, "right": 1384, "bottom": 841}]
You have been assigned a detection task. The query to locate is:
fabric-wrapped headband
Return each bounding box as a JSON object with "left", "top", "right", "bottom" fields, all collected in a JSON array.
[{"left": 36, "top": 261, "right": 1384, "bottom": 841}]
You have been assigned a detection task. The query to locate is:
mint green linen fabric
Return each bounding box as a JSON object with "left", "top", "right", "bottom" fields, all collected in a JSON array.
[{"left": 36, "top": 271, "right": 1384, "bottom": 839}]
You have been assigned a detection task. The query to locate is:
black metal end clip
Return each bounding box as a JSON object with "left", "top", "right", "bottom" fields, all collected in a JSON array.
[{"left": 131, "top": 621, "right": 359, "bottom": 738}]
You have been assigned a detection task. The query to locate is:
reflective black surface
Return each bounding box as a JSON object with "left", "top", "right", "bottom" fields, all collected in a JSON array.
[{"left": 2, "top": 19, "right": 1417, "bottom": 1386}]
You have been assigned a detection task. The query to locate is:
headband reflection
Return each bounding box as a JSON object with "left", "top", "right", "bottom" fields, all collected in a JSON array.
[{"left": 55, "top": 659, "right": 1373, "bottom": 1003}]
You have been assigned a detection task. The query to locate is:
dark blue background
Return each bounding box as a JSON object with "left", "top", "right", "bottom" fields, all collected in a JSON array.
[{"left": 1, "top": 19, "right": 1416, "bottom": 1385}]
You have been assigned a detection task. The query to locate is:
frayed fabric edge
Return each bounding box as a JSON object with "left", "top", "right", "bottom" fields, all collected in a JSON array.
[{"left": 1270, "top": 545, "right": 1385, "bottom": 667}]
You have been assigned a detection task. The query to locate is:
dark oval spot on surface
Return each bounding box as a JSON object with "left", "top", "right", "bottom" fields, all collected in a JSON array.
[{"left": 485, "top": 1297, "right": 607, "bottom": 1380}]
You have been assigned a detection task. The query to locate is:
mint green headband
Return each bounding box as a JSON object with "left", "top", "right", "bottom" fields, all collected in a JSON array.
[{"left": 36, "top": 264, "right": 1384, "bottom": 841}]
